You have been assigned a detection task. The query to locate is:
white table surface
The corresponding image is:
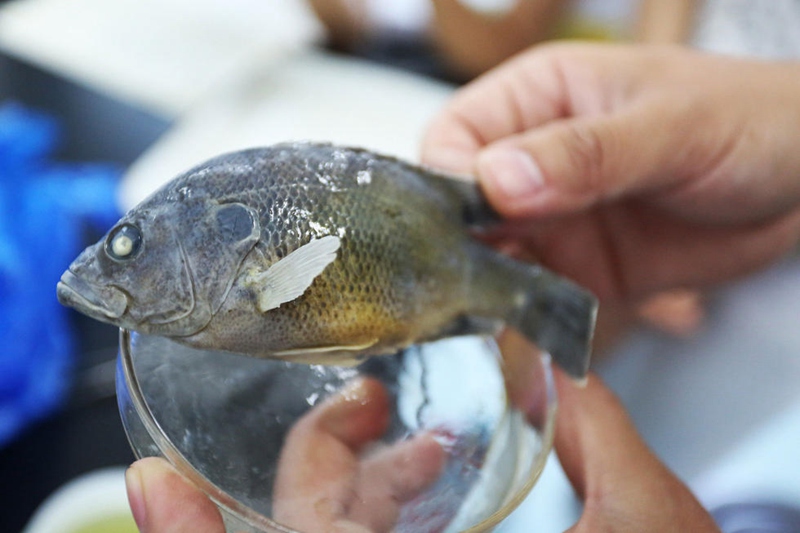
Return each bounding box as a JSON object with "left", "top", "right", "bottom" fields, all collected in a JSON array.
[{"left": 0, "top": 0, "right": 323, "bottom": 116}]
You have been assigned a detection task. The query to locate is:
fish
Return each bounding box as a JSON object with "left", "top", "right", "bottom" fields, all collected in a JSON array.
[{"left": 57, "top": 142, "right": 597, "bottom": 378}]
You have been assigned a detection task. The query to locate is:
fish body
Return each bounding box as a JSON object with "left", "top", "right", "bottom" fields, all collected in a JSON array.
[{"left": 57, "top": 142, "right": 596, "bottom": 377}]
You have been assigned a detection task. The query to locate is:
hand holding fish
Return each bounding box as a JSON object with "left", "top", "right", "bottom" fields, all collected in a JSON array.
[{"left": 423, "top": 42, "right": 800, "bottom": 305}]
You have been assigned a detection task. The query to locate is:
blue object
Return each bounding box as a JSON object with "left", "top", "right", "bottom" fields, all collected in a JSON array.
[{"left": 0, "top": 101, "right": 122, "bottom": 447}]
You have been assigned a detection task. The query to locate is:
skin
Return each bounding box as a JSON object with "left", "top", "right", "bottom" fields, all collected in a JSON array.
[
  {"left": 308, "top": 0, "right": 697, "bottom": 80},
  {"left": 270, "top": 378, "right": 445, "bottom": 532},
  {"left": 124, "top": 43, "right": 800, "bottom": 531},
  {"left": 306, "top": 0, "right": 568, "bottom": 80},
  {"left": 422, "top": 43, "right": 800, "bottom": 312},
  {"left": 125, "top": 378, "right": 446, "bottom": 533}
]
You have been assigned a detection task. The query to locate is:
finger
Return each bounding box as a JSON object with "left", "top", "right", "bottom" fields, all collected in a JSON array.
[
  {"left": 472, "top": 52, "right": 800, "bottom": 224},
  {"left": 474, "top": 98, "right": 702, "bottom": 219},
  {"left": 553, "top": 371, "right": 718, "bottom": 532},
  {"left": 273, "top": 378, "right": 391, "bottom": 531},
  {"left": 421, "top": 42, "right": 579, "bottom": 173},
  {"left": 421, "top": 42, "right": 668, "bottom": 174},
  {"left": 348, "top": 434, "right": 446, "bottom": 531},
  {"left": 125, "top": 457, "right": 224, "bottom": 533},
  {"left": 422, "top": 44, "right": 704, "bottom": 219},
  {"left": 481, "top": 178, "right": 800, "bottom": 301},
  {"left": 553, "top": 370, "right": 652, "bottom": 500}
]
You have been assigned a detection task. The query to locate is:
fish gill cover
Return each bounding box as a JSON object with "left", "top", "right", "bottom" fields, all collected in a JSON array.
[{"left": 0, "top": 101, "right": 121, "bottom": 447}]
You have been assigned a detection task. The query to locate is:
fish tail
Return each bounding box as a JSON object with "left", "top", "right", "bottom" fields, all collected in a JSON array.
[
  {"left": 510, "top": 268, "right": 597, "bottom": 380},
  {"left": 469, "top": 247, "right": 597, "bottom": 379}
]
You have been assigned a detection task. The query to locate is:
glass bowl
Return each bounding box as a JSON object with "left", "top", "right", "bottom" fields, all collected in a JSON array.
[{"left": 116, "top": 330, "right": 556, "bottom": 532}]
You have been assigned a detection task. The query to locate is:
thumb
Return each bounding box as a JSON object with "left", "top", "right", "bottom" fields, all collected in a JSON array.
[
  {"left": 553, "top": 371, "right": 717, "bottom": 531},
  {"left": 554, "top": 370, "right": 663, "bottom": 500},
  {"left": 125, "top": 457, "right": 224, "bottom": 533},
  {"left": 475, "top": 104, "right": 693, "bottom": 219}
]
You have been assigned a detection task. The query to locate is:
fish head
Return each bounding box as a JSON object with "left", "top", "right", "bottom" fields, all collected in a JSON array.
[{"left": 57, "top": 197, "right": 260, "bottom": 337}]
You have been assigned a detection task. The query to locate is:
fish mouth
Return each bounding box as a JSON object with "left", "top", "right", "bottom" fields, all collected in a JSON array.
[{"left": 57, "top": 270, "right": 129, "bottom": 321}]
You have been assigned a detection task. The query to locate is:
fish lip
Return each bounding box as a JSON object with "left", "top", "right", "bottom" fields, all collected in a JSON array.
[{"left": 57, "top": 270, "right": 129, "bottom": 320}]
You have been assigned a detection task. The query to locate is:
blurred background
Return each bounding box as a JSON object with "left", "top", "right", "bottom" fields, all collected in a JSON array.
[{"left": 1, "top": 0, "right": 800, "bottom": 531}]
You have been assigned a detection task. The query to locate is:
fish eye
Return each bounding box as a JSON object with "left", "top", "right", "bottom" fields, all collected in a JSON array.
[{"left": 105, "top": 224, "right": 142, "bottom": 261}]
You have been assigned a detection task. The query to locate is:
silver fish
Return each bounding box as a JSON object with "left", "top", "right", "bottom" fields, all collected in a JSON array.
[{"left": 57, "top": 142, "right": 596, "bottom": 378}]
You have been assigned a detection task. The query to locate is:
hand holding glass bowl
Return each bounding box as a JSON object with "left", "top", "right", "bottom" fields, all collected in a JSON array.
[
  {"left": 117, "top": 328, "right": 557, "bottom": 533},
  {"left": 119, "top": 329, "right": 719, "bottom": 533}
]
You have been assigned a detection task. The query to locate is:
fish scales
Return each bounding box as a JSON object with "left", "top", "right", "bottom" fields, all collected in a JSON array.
[
  {"left": 57, "top": 142, "right": 597, "bottom": 377},
  {"left": 171, "top": 145, "right": 474, "bottom": 357}
]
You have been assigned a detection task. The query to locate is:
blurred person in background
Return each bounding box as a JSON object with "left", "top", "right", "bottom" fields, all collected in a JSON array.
[
  {"left": 307, "top": 0, "right": 800, "bottom": 355},
  {"left": 307, "top": 0, "right": 696, "bottom": 80}
]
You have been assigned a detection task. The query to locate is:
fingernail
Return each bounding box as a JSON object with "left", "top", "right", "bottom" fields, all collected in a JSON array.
[
  {"left": 480, "top": 149, "right": 545, "bottom": 198},
  {"left": 320, "top": 378, "right": 389, "bottom": 446},
  {"left": 321, "top": 378, "right": 372, "bottom": 432},
  {"left": 125, "top": 465, "right": 147, "bottom": 531}
]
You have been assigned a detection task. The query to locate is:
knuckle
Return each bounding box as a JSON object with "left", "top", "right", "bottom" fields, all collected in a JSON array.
[{"left": 562, "top": 123, "right": 608, "bottom": 193}]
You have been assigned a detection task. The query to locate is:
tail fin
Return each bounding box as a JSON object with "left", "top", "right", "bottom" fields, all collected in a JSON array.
[
  {"left": 509, "top": 269, "right": 598, "bottom": 380},
  {"left": 421, "top": 170, "right": 596, "bottom": 376}
]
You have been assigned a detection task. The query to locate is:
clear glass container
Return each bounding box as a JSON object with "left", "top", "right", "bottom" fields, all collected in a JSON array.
[{"left": 116, "top": 329, "right": 556, "bottom": 532}]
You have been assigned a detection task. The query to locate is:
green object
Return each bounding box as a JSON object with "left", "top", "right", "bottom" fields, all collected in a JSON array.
[{"left": 71, "top": 514, "right": 138, "bottom": 533}]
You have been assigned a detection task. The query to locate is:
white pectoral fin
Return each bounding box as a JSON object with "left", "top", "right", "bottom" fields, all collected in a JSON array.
[{"left": 254, "top": 235, "right": 341, "bottom": 313}]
